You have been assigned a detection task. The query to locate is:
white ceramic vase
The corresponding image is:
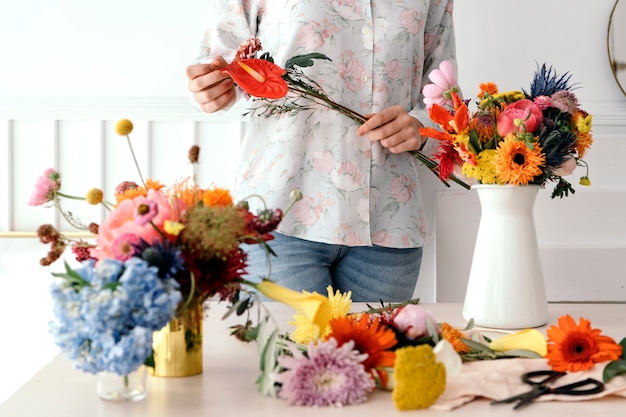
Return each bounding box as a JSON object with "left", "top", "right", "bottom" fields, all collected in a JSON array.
[{"left": 462, "top": 184, "right": 548, "bottom": 329}]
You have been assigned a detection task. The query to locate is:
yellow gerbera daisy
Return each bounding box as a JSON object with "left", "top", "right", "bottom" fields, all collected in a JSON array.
[
  {"left": 289, "top": 286, "right": 352, "bottom": 344},
  {"left": 494, "top": 134, "right": 545, "bottom": 184}
]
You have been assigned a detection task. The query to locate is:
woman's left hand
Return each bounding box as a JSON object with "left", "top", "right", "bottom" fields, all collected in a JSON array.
[{"left": 357, "top": 105, "right": 425, "bottom": 154}]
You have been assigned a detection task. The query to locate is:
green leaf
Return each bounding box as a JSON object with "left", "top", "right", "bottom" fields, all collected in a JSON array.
[
  {"left": 285, "top": 53, "right": 332, "bottom": 69},
  {"left": 459, "top": 337, "right": 493, "bottom": 352},
  {"left": 603, "top": 359, "right": 626, "bottom": 383},
  {"left": 500, "top": 349, "right": 543, "bottom": 359}
]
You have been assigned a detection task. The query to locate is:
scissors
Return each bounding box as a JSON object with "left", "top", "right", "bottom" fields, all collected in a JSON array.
[{"left": 490, "top": 370, "right": 605, "bottom": 410}]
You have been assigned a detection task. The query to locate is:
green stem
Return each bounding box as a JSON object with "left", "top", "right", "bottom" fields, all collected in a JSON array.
[
  {"left": 55, "top": 191, "right": 85, "bottom": 201},
  {"left": 126, "top": 135, "right": 147, "bottom": 189},
  {"left": 287, "top": 85, "right": 471, "bottom": 190}
]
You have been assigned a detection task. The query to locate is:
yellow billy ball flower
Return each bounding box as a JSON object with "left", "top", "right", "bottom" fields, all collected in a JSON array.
[
  {"left": 115, "top": 119, "right": 134, "bottom": 136},
  {"left": 580, "top": 176, "right": 591, "bottom": 186},
  {"left": 392, "top": 345, "right": 446, "bottom": 410},
  {"left": 85, "top": 188, "right": 104, "bottom": 205}
]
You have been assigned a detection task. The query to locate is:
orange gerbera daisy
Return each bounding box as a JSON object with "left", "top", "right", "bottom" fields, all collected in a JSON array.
[
  {"left": 494, "top": 134, "right": 545, "bottom": 184},
  {"left": 115, "top": 179, "right": 165, "bottom": 204},
  {"left": 440, "top": 322, "right": 471, "bottom": 353},
  {"left": 328, "top": 314, "right": 397, "bottom": 371},
  {"left": 545, "top": 314, "right": 623, "bottom": 372}
]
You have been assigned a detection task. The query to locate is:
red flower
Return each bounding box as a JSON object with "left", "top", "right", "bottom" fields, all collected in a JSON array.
[
  {"left": 546, "top": 314, "right": 622, "bottom": 372},
  {"left": 222, "top": 58, "right": 288, "bottom": 99}
]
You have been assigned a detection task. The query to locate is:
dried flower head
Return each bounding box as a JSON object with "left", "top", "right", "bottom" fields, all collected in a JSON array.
[
  {"left": 188, "top": 145, "right": 200, "bottom": 164},
  {"left": 115, "top": 119, "right": 134, "bottom": 136},
  {"left": 85, "top": 188, "right": 104, "bottom": 205}
]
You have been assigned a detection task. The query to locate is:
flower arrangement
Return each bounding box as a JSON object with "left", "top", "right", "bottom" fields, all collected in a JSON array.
[
  {"left": 419, "top": 61, "right": 594, "bottom": 198},
  {"left": 30, "top": 119, "right": 300, "bottom": 377},
  {"left": 240, "top": 286, "right": 626, "bottom": 410},
  {"left": 219, "top": 36, "right": 470, "bottom": 190}
]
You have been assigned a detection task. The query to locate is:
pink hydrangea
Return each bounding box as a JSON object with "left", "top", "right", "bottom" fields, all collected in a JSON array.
[{"left": 28, "top": 168, "right": 61, "bottom": 206}]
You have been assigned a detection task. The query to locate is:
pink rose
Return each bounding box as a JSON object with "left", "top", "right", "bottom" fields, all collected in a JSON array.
[
  {"left": 391, "top": 304, "right": 438, "bottom": 340},
  {"left": 496, "top": 99, "right": 544, "bottom": 137}
]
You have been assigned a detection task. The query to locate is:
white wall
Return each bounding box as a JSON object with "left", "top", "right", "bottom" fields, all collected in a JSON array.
[{"left": 1, "top": 0, "right": 626, "bottom": 405}]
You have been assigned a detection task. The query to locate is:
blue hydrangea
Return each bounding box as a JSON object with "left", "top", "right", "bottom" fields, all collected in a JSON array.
[{"left": 49, "top": 257, "right": 182, "bottom": 375}]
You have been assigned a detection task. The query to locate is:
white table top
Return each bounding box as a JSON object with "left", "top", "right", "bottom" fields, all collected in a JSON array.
[{"left": 1, "top": 302, "right": 625, "bottom": 417}]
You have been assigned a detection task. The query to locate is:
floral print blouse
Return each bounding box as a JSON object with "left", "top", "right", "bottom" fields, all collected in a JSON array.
[{"left": 193, "top": 0, "right": 457, "bottom": 248}]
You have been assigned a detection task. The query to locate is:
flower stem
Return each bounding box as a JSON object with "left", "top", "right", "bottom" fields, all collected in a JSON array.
[{"left": 126, "top": 135, "right": 147, "bottom": 189}]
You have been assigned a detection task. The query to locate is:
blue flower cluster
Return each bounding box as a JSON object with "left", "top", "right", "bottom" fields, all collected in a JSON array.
[{"left": 49, "top": 257, "right": 182, "bottom": 376}]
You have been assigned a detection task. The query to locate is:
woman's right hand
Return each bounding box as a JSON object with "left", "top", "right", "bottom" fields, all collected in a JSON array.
[{"left": 186, "top": 56, "right": 236, "bottom": 113}]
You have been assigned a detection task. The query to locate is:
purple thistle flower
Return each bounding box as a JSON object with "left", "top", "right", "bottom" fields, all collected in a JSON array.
[{"left": 275, "top": 338, "right": 375, "bottom": 407}]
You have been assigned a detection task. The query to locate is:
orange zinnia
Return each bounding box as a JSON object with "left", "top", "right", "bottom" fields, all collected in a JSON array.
[
  {"left": 546, "top": 314, "right": 623, "bottom": 372},
  {"left": 328, "top": 314, "right": 397, "bottom": 370},
  {"left": 478, "top": 82, "right": 498, "bottom": 98}
]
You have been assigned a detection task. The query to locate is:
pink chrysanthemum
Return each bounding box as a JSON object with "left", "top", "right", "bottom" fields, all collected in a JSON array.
[
  {"left": 275, "top": 338, "right": 375, "bottom": 407},
  {"left": 28, "top": 168, "right": 61, "bottom": 206}
]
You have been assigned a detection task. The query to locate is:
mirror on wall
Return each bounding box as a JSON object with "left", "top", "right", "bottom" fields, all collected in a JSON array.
[{"left": 609, "top": 0, "right": 626, "bottom": 95}]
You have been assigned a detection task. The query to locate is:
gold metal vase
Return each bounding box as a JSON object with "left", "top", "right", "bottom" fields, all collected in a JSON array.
[{"left": 150, "top": 300, "right": 203, "bottom": 377}]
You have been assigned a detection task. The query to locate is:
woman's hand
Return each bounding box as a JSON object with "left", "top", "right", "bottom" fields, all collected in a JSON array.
[
  {"left": 186, "top": 56, "right": 236, "bottom": 113},
  {"left": 357, "top": 105, "right": 426, "bottom": 153}
]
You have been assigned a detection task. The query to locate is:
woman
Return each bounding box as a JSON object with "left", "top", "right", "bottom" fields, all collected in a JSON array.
[{"left": 186, "top": 1, "right": 457, "bottom": 301}]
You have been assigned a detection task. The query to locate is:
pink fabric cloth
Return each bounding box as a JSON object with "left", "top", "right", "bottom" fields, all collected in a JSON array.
[{"left": 430, "top": 358, "right": 626, "bottom": 411}]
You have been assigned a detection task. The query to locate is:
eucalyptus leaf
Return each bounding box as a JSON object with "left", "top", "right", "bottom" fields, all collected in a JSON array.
[
  {"left": 285, "top": 53, "right": 332, "bottom": 69},
  {"left": 602, "top": 359, "right": 626, "bottom": 383},
  {"left": 460, "top": 337, "right": 493, "bottom": 352},
  {"left": 501, "top": 349, "right": 543, "bottom": 359}
]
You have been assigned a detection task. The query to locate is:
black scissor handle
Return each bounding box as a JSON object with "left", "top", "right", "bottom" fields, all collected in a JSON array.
[
  {"left": 552, "top": 378, "right": 605, "bottom": 396},
  {"left": 522, "top": 370, "right": 567, "bottom": 385}
]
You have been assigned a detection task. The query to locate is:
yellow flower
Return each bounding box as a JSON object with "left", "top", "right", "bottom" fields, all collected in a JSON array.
[
  {"left": 115, "top": 119, "right": 134, "bottom": 136},
  {"left": 489, "top": 329, "right": 548, "bottom": 356},
  {"left": 290, "top": 285, "right": 351, "bottom": 344},
  {"left": 392, "top": 345, "right": 446, "bottom": 410},
  {"left": 164, "top": 220, "right": 185, "bottom": 236},
  {"left": 580, "top": 176, "right": 591, "bottom": 186},
  {"left": 85, "top": 188, "right": 103, "bottom": 205},
  {"left": 576, "top": 113, "right": 592, "bottom": 134},
  {"left": 255, "top": 280, "right": 332, "bottom": 332}
]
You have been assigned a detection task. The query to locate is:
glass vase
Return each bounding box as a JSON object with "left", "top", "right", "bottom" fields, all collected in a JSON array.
[
  {"left": 462, "top": 184, "right": 548, "bottom": 329},
  {"left": 150, "top": 300, "right": 203, "bottom": 377},
  {"left": 97, "top": 366, "right": 147, "bottom": 402}
]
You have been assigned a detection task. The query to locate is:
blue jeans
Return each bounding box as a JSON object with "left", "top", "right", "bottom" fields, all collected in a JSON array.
[{"left": 243, "top": 232, "right": 422, "bottom": 302}]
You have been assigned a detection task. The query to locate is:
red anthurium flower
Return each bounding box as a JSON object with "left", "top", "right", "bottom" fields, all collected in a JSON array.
[{"left": 222, "top": 58, "right": 288, "bottom": 99}]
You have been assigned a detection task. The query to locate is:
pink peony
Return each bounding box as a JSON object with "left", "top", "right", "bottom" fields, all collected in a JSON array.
[
  {"left": 423, "top": 60, "right": 458, "bottom": 109},
  {"left": 28, "top": 168, "right": 61, "bottom": 206},
  {"left": 496, "top": 99, "right": 544, "bottom": 137},
  {"left": 90, "top": 189, "right": 174, "bottom": 260},
  {"left": 391, "top": 304, "right": 438, "bottom": 340}
]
